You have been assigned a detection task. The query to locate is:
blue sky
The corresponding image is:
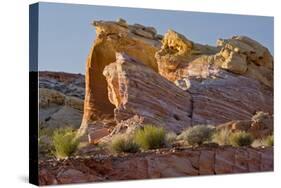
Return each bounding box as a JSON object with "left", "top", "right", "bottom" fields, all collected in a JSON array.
[{"left": 38, "top": 2, "right": 274, "bottom": 74}]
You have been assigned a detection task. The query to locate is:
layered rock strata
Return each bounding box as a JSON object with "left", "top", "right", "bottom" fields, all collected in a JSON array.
[
  {"left": 81, "top": 19, "right": 162, "bottom": 131},
  {"left": 103, "top": 53, "right": 192, "bottom": 133},
  {"left": 39, "top": 147, "right": 273, "bottom": 185},
  {"left": 79, "top": 19, "right": 273, "bottom": 140}
]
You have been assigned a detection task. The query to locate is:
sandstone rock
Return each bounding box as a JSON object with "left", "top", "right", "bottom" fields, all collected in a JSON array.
[
  {"left": 216, "top": 111, "right": 273, "bottom": 138},
  {"left": 103, "top": 53, "right": 192, "bottom": 133},
  {"left": 116, "top": 17, "right": 128, "bottom": 28},
  {"left": 132, "top": 28, "right": 154, "bottom": 39},
  {"left": 88, "top": 128, "right": 110, "bottom": 144},
  {"left": 65, "top": 96, "right": 83, "bottom": 111},
  {"left": 39, "top": 88, "right": 65, "bottom": 108},
  {"left": 199, "top": 150, "right": 215, "bottom": 175},
  {"left": 188, "top": 72, "right": 273, "bottom": 125},
  {"left": 249, "top": 111, "right": 273, "bottom": 138},
  {"left": 155, "top": 30, "right": 219, "bottom": 82},
  {"left": 39, "top": 71, "right": 85, "bottom": 99},
  {"left": 215, "top": 36, "right": 273, "bottom": 87},
  {"left": 79, "top": 20, "right": 273, "bottom": 142},
  {"left": 39, "top": 169, "right": 58, "bottom": 185},
  {"left": 80, "top": 19, "right": 161, "bottom": 134},
  {"left": 39, "top": 88, "right": 83, "bottom": 129},
  {"left": 39, "top": 147, "right": 273, "bottom": 185},
  {"left": 215, "top": 147, "right": 235, "bottom": 174}
]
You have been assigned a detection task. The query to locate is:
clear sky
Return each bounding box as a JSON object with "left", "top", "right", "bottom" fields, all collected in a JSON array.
[{"left": 38, "top": 2, "right": 274, "bottom": 74}]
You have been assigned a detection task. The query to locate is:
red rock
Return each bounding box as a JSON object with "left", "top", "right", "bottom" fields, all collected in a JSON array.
[
  {"left": 88, "top": 128, "right": 110, "bottom": 144},
  {"left": 215, "top": 147, "right": 235, "bottom": 174},
  {"left": 39, "top": 147, "right": 273, "bottom": 185},
  {"left": 199, "top": 150, "right": 215, "bottom": 175}
]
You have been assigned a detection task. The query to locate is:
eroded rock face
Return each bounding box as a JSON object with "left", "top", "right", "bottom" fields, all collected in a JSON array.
[
  {"left": 155, "top": 30, "right": 273, "bottom": 126},
  {"left": 81, "top": 19, "right": 161, "bottom": 130},
  {"left": 80, "top": 19, "right": 273, "bottom": 140},
  {"left": 39, "top": 147, "right": 273, "bottom": 185},
  {"left": 215, "top": 36, "right": 273, "bottom": 87},
  {"left": 103, "top": 53, "right": 192, "bottom": 133},
  {"left": 39, "top": 71, "right": 84, "bottom": 130},
  {"left": 39, "top": 88, "right": 84, "bottom": 129}
]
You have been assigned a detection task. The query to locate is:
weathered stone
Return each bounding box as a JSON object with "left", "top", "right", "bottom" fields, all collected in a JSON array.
[
  {"left": 215, "top": 147, "right": 235, "bottom": 174},
  {"left": 39, "top": 147, "right": 273, "bottom": 185},
  {"left": 215, "top": 36, "right": 273, "bottom": 87},
  {"left": 216, "top": 111, "right": 273, "bottom": 138},
  {"left": 132, "top": 28, "right": 154, "bottom": 39},
  {"left": 199, "top": 150, "right": 215, "bottom": 175},
  {"left": 103, "top": 53, "right": 192, "bottom": 133},
  {"left": 80, "top": 19, "right": 161, "bottom": 136},
  {"left": 88, "top": 128, "right": 110, "bottom": 144},
  {"left": 188, "top": 72, "right": 273, "bottom": 125},
  {"left": 79, "top": 20, "right": 273, "bottom": 142},
  {"left": 39, "top": 88, "right": 83, "bottom": 129}
]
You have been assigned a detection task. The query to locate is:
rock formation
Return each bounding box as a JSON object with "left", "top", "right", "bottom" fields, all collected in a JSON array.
[
  {"left": 39, "top": 72, "right": 85, "bottom": 130},
  {"left": 39, "top": 146, "right": 273, "bottom": 185},
  {"left": 81, "top": 19, "right": 162, "bottom": 133},
  {"left": 103, "top": 53, "right": 192, "bottom": 133},
  {"left": 79, "top": 19, "right": 273, "bottom": 141}
]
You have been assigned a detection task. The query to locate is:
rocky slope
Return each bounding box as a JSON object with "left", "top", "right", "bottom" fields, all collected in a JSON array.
[
  {"left": 39, "top": 146, "right": 273, "bottom": 185},
  {"left": 39, "top": 71, "right": 85, "bottom": 130},
  {"left": 79, "top": 19, "right": 273, "bottom": 139}
]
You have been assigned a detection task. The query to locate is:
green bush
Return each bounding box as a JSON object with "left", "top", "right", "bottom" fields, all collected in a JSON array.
[
  {"left": 52, "top": 128, "right": 79, "bottom": 159},
  {"left": 134, "top": 125, "right": 165, "bottom": 150},
  {"left": 212, "top": 128, "right": 231, "bottom": 146},
  {"left": 185, "top": 125, "right": 215, "bottom": 146},
  {"left": 110, "top": 135, "right": 140, "bottom": 153},
  {"left": 229, "top": 131, "right": 253, "bottom": 147}
]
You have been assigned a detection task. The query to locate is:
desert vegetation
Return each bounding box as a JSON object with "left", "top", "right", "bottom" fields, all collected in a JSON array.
[
  {"left": 52, "top": 128, "right": 79, "bottom": 159},
  {"left": 228, "top": 131, "right": 253, "bottom": 147},
  {"left": 110, "top": 135, "right": 140, "bottom": 153}
]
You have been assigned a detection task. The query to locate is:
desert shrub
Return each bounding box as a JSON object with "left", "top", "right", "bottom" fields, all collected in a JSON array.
[
  {"left": 110, "top": 135, "right": 140, "bottom": 153},
  {"left": 184, "top": 125, "right": 215, "bottom": 146},
  {"left": 252, "top": 135, "right": 274, "bottom": 147},
  {"left": 134, "top": 125, "right": 165, "bottom": 150},
  {"left": 229, "top": 131, "right": 253, "bottom": 147},
  {"left": 265, "top": 135, "right": 274, "bottom": 146},
  {"left": 52, "top": 128, "right": 79, "bottom": 159},
  {"left": 212, "top": 128, "right": 231, "bottom": 145},
  {"left": 165, "top": 132, "right": 177, "bottom": 145}
]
